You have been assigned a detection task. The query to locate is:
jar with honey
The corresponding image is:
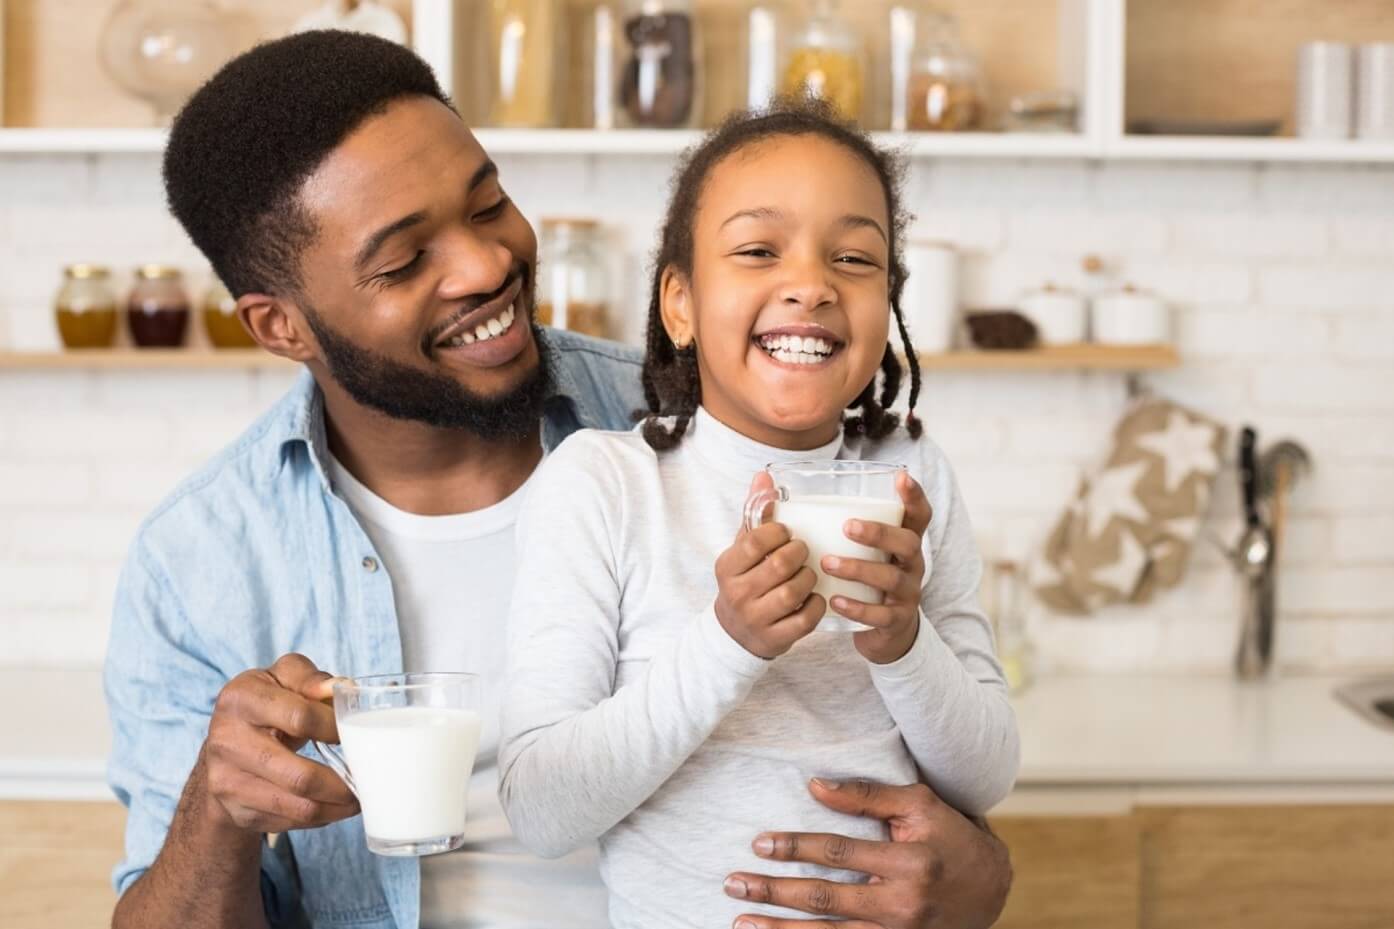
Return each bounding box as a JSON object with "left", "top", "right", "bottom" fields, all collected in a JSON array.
[
  {"left": 127, "top": 265, "right": 191, "bottom": 348},
  {"left": 780, "top": 0, "right": 864, "bottom": 123},
  {"left": 203, "top": 278, "right": 256, "bottom": 349},
  {"left": 537, "top": 219, "right": 611, "bottom": 339},
  {"left": 54, "top": 264, "right": 119, "bottom": 349}
]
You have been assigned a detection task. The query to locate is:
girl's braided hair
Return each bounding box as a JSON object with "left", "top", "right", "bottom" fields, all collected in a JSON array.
[{"left": 639, "top": 98, "right": 923, "bottom": 451}]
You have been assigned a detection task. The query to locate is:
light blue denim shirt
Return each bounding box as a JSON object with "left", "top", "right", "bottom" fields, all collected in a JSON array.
[{"left": 105, "top": 328, "right": 645, "bottom": 929}]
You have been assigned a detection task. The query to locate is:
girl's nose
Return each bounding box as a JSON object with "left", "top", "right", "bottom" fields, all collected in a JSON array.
[{"left": 777, "top": 259, "right": 836, "bottom": 312}]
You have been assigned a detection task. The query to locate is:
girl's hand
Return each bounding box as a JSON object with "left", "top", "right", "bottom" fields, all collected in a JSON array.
[
  {"left": 823, "top": 472, "right": 933, "bottom": 665},
  {"left": 715, "top": 474, "right": 826, "bottom": 660}
]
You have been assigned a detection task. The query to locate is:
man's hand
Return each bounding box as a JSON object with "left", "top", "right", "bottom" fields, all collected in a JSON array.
[
  {"left": 203, "top": 653, "right": 359, "bottom": 833},
  {"left": 723, "top": 779, "right": 1011, "bottom": 929}
]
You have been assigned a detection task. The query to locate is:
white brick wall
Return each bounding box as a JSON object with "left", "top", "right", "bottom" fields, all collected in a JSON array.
[{"left": 2, "top": 153, "right": 1393, "bottom": 675}]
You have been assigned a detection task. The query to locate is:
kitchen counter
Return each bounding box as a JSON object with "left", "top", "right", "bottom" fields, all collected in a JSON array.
[{"left": 3, "top": 669, "right": 1392, "bottom": 805}]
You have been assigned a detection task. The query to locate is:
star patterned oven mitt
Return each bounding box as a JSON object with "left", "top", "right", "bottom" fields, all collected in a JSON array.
[{"left": 1032, "top": 398, "right": 1227, "bottom": 615}]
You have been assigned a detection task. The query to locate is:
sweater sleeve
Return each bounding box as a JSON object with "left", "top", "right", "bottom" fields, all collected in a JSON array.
[
  {"left": 866, "top": 442, "right": 1020, "bottom": 815},
  {"left": 497, "top": 433, "right": 770, "bottom": 859}
]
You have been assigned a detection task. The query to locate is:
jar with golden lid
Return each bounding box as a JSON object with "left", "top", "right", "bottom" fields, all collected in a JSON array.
[
  {"left": 203, "top": 278, "right": 256, "bottom": 349},
  {"left": 55, "top": 264, "right": 119, "bottom": 349},
  {"left": 128, "top": 264, "right": 191, "bottom": 348}
]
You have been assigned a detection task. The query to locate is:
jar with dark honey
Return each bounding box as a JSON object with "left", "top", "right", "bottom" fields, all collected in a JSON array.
[
  {"left": 203, "top": 279, "right": 256, "bottom": 349},
  {"left": 54, "top": 264, "right": 119, "bottom": 349},
  {"left": 127, "top": 265, "right": 191, "bottom": 348}
]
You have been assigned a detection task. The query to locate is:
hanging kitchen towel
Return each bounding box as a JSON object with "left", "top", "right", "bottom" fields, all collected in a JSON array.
[{"left": 1032, "top": 398, "right": 1227, "bottom": 614}]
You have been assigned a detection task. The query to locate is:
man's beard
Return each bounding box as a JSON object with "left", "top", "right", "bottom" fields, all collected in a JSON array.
[{"left": 301, "top": 302, "right": 552, "bottom": 441}]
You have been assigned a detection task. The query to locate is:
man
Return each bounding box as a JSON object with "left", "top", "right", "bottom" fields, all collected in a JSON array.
[{"left": 106, "top": 31, "right": 1012, "bottom": 929}]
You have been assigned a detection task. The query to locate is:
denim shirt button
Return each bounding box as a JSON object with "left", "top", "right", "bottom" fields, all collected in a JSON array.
[{"left": 361, "top": 556, "right": 378, "bottom": 573}]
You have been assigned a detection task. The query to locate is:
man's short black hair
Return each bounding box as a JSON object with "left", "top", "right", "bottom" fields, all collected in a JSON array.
[{"left": 164, "top": 30, "right": 452, "bottom": 298}]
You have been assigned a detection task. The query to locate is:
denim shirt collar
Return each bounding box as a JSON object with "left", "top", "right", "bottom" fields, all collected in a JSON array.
[{"left": 276, "top": 328, "right": 589, "bottom": 486}]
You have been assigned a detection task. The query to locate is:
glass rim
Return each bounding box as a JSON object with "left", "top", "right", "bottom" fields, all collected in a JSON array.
[
  {"left": 333, "top": 671, "right": 479, "bottom": 694},
  {"left": 764, "top": 460, "right": 906, "bottom": 477}
]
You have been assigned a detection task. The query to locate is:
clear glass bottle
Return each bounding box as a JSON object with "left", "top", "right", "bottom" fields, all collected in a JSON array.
[
  {"left": 54, "top": 264, "right": 119, "bottom": 350},
  {"left": 986, "top": 560, "right": 1034, "bottom": 695},
  {"left": 745, "top": 1, "right": 785, "bottom": 112},
  {"left": 780, "top": 0, "right": 864, "bottom": 123},
  {"left": 618, "top": 0, "right": 701, "bottom": 129},
  {"left": 127, "top": 265, "right": 191, "bottom": 348},
  {"left": 538, "top": 219, "right": 611, "bottom": 339},
  {"left": 905, "top": 13, "right": 984, "bottom": 132},
  {"left": 203, "top": 278, "right": 256, "bottom": 349},
  {"left": 486, "top": 0, "right": 562, "bottom": 128}
]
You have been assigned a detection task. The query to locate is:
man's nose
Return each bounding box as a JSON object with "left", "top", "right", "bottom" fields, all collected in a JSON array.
[{"left": 436, "top": 229, "right": 516, "bottom": 303}]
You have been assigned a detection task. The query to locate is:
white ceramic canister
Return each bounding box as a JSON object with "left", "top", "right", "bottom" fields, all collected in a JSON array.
[
  {"left": 1356, "top": 42, "right": 1394, "bottom": 140},
  {"left": 1297, "top": 41, "right": 1354, "bottom": 140},
  {"left": 1018, "top": 283, "right": 1086, "bottom": 345},
  {"left": 1091, "top": 284, "right": 1170, "bottom": 345},
  {"left": 900, "top": 240, "right": 958, "bottom": 353}
]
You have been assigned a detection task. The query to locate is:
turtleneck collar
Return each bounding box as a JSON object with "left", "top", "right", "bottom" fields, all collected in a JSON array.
[{"left": 686, "top": 406, "right": 845, "bottom": 482}]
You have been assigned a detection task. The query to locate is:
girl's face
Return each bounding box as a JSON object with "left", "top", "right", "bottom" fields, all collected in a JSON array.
[{"left": 662, "top": 134, "right": 892, "bottom": 450}]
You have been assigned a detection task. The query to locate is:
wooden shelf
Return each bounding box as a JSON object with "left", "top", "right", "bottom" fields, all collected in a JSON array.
[
  {"left": 0, "top": 350, "right": 294, "bottom": 370},
  {"left": 1110, "top": 135, "right": 1394, "bottom": 164},
  {"left": 1, "top": 344, "right": 1178, "bottom": 373},
  {"left": 918, "top": 344, "right": 1179, "bottom": 372}
]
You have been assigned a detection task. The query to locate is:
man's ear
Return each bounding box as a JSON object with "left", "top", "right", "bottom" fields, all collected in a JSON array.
[
  {"left": 238, "top": 293, "right": 319, "bottom": 363},
  {"left": 658, "top": 265, "right": 695, "bottom": 349}
]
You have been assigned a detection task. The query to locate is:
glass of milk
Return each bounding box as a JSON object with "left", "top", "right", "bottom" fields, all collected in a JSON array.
[
  {"left": 743, "top": 460, "right": 907, "bottom": 632},
  {"left": 313, "top": 672, "right": 483, "bottom": 857}
]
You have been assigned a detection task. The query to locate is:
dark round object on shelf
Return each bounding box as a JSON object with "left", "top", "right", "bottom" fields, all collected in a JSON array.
[{"left": 964, "top": 310, "right": 1039, "bottom": 350}]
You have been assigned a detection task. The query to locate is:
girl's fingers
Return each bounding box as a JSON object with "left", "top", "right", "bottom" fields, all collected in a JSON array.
[
  {"left": 896, "top": 472, "right": 933, "bottom": 538},
  {"left": 748, "top": 540, "right": 811, "bottom": 596},
  {"left": 821, "top": 556, "right": 901, "bottom": 595},
  {"left": 753, "top": 565, "right": 819, "bottom": 623},
  {"left": 827, "top": 596, "right": 901, "bottom": 629},
  {"left": 842, "top": 519, "right": 923, "bottom": 565},
  {"left": 770, "top": 591, "right": 827, "bottom": 642}
]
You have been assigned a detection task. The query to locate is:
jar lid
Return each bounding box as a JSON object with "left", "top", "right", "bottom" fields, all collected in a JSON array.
[
  {"left": 135, "top": 264, "right": 183, "bottom": 280},
  {"left": 64, "top": 263, "right": 111, "bottom": 279}
]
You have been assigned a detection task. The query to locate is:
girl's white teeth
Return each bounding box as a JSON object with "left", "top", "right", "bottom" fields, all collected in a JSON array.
[
  {"left": 759, "top": 333, "right": 834, "bottom": 361},
  {"left": 449, "top": 304, "right": 516, "bottom": 347}
]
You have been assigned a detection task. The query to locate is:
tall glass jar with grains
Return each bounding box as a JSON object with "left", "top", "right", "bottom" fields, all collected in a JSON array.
[
  {"left": 781, "top": 0, "right": 863, "bottom": 123},
  {"left": 488, "top": 0, "right": 561, "bottom": 127}
]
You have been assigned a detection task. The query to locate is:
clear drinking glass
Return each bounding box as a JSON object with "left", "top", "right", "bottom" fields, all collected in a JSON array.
[
  {"left": 744, "top": 460, "right": 907, "bottom": 631},
  {"left": 313, "top": 672, "right": 483, "bottom": 857}
]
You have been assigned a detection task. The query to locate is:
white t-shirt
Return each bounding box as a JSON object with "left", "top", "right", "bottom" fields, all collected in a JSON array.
[{"left": 328, "top": 456, "right": 608, "bottom": 929}]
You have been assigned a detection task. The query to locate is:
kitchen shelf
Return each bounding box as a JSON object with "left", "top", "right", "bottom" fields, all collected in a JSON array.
[
  {"left": 0, "top": 127, "right": 1096, "bottom": 160},
  {"left": 1, "top": 344, "right": 1178, "bottom": 373},
  {"left": 0, "top": 350, "right": 293, "bottom": 370},
  {"left": 918, "top": 344, "right": 1179, "bottom": 372}
]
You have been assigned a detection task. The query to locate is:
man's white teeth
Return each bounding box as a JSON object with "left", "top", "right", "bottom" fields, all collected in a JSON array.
[
  {"left": 447, "top": 304, "right": 517, "bottom": 347},
  {"left": 758, "top": 333, "right": 834, "bottom": 363}
]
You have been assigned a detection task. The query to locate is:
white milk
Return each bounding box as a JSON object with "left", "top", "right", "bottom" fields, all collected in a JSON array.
[
  {"left": 775, "top": 493, "right": 906, "bottom": 612},
  {"left": 337, "top": 706, "right": 483, "bottom": 842}
]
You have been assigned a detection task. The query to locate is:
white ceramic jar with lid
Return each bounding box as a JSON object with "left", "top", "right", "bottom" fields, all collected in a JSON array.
[
  {"left": 1018, "top": 283, "right": 1086, "bottom": 345},
  {"left": 1091, "top": 284, "right": 1170, "bottom": 345}
]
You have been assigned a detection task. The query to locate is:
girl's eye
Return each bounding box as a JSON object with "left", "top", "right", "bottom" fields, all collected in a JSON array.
[
  {"left": 374, "top": 251, "right": 425, "bottom": 287},
  {"left": 474, "top": 196, "right": 510, "bottom": 223},
  {"left": 735, "top": 247, "right": 776, "bottom": 259},
  {"left": 836, "top": 254, "right": 879, "bottom": 268}
]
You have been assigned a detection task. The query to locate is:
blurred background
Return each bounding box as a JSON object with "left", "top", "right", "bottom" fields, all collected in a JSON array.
[{"left": 1, "top": 1, "right": 1392, "bottom": 926}]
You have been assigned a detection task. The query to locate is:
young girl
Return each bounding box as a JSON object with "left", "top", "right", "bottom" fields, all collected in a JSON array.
[{"left": 498, "top": 101, "right": 1018, "bottom": 927}]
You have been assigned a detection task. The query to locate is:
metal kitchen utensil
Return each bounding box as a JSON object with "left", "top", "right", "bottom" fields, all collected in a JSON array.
[{"left": 1234, "top": 426, "right": 1276, "bottom": 681}]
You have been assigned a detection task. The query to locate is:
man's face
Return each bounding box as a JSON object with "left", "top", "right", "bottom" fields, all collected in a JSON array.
[{"left": 292, "top": 96, "right": 546, "bottom": 437}]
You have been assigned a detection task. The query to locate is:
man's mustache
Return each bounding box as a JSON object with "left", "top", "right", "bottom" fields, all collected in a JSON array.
[{"left": 422, "top": 261, "right": 530, "bottom": 351}]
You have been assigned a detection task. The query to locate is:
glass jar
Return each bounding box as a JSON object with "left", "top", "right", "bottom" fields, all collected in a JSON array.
[
  {"left": 906, "top": 13, "right": 983, "bottom": 132},
  {"left": 618, "top": 0, "right": 701, "bottom": 129},
  {"left": 486, "top": 0, "right": 561, "bottom": 128},
  {"left": 537, "top": 219, "right": 611, "bottom": 339},
  {"left": 203, "top": 279, "right": 256, "bottom": 349},
  {"left": 780, "top": 0, "right": 864, "bottom": 123},
  {"left": 745, "top": 2, "right": 785, "bottom": 111},
  {"left": 54, "top": 264, "right": 119, "bottom": 349},
  {"left": 985, "top": 560, "right": 1033, "bottom": 695},
  {"left": 127, "top": 265, "right": 191, "bottom": 348}
]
